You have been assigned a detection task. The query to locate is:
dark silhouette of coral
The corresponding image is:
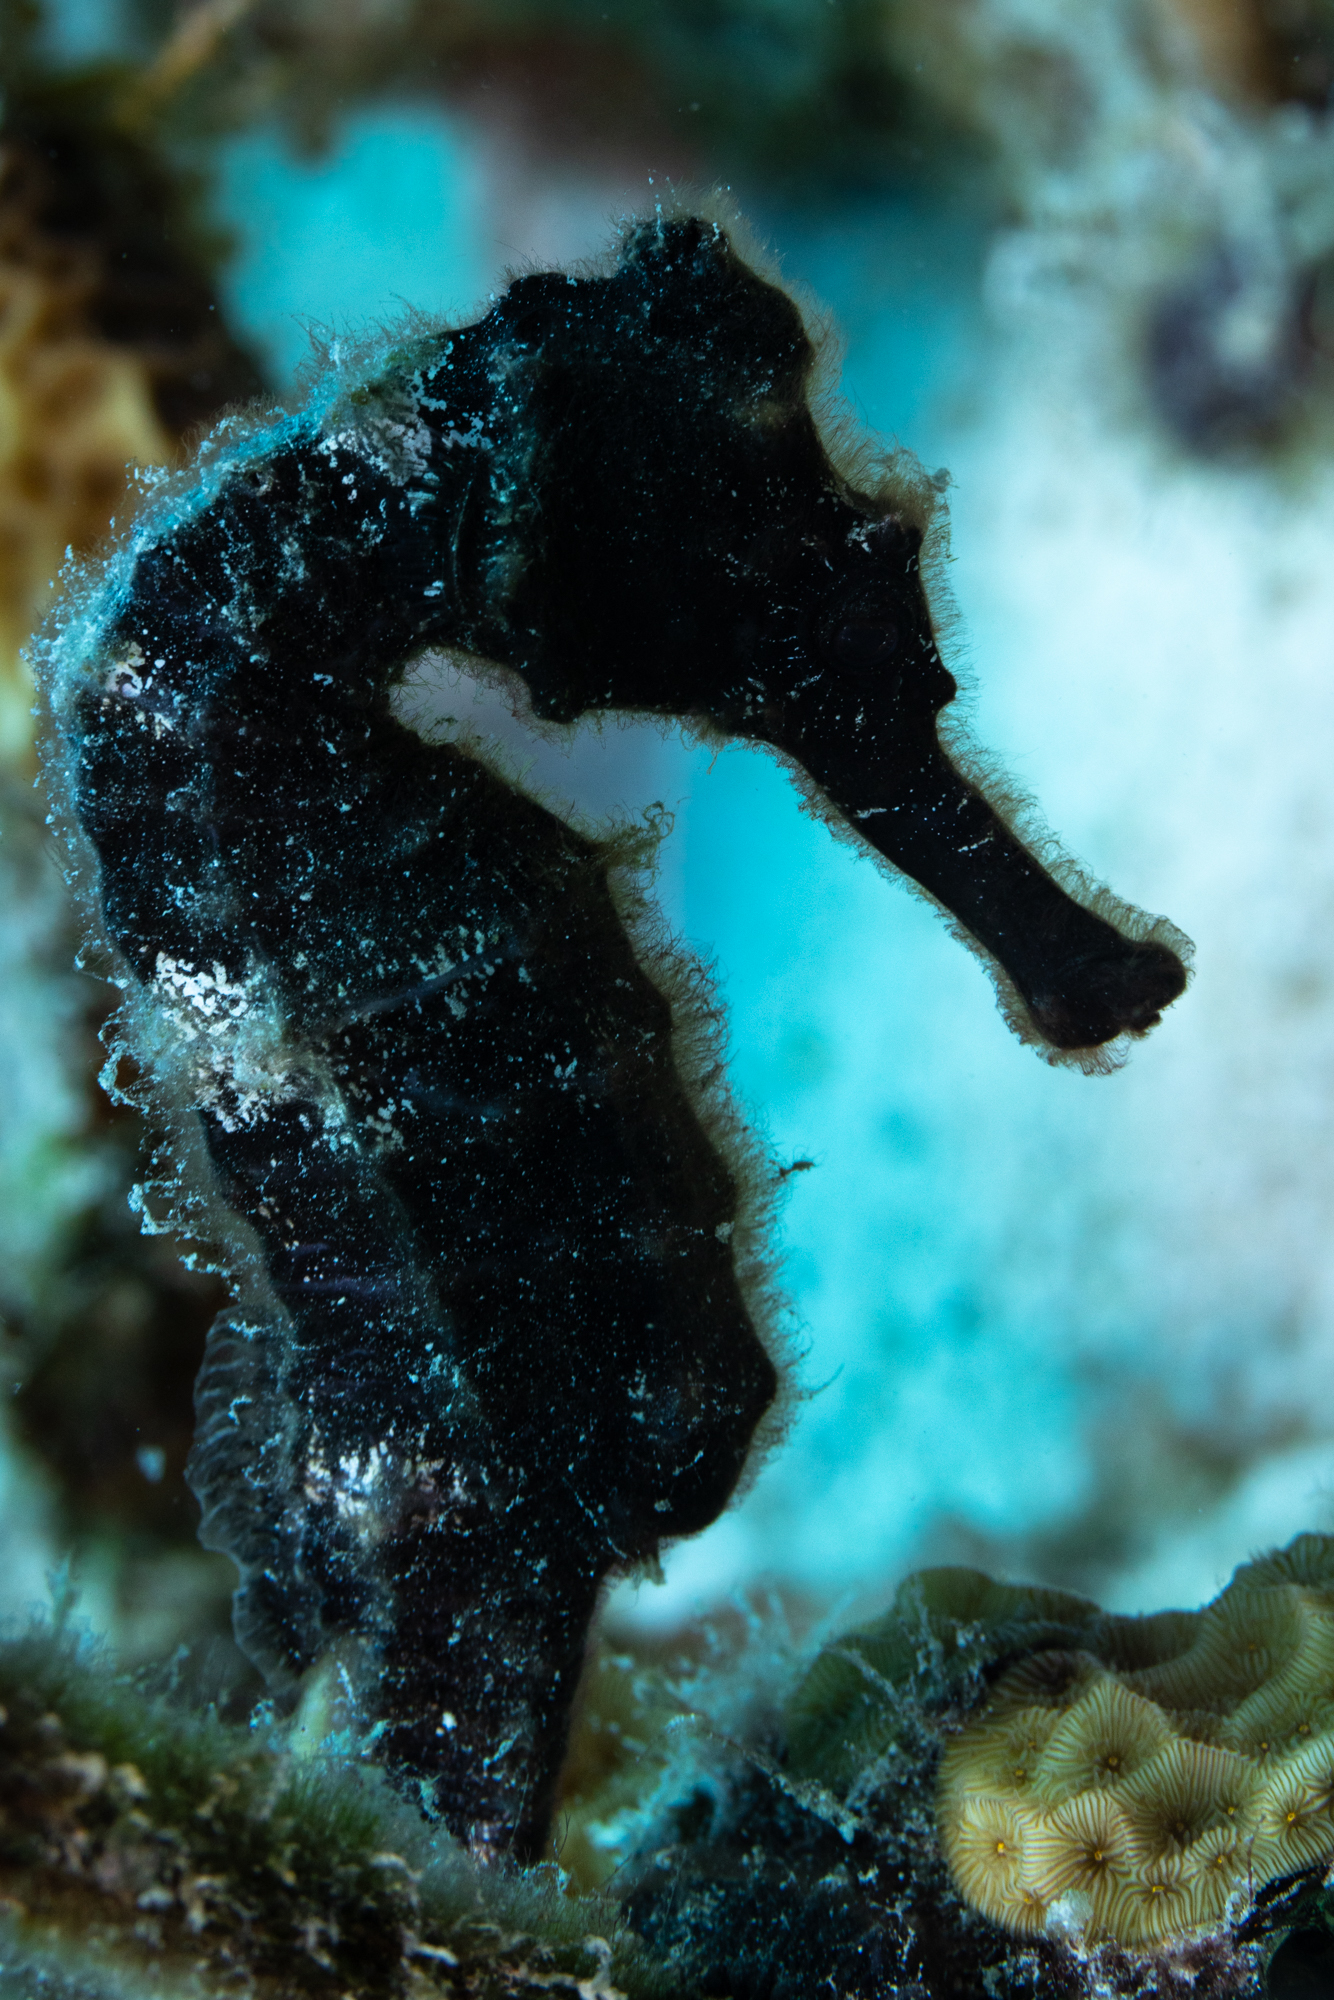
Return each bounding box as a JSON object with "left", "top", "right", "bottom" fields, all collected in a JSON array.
[
  {"left": 0, "top": 81, "right": 263, "bottom": 439},
  {"left": 0, "top": 78, "right": 265, "bottom": 716},
  {"left": 1146, "top": 246, "right": 1312, "bottom": 454}
]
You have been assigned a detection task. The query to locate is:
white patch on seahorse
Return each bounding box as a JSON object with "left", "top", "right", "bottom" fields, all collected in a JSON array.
[
  {"left": 103, "top": 644, "right": 179, "bottom": 736},
  {"left": 302, "top": 1432, "right": 449, "bottom": 1546},
  {"left": 145, "top": 954, "right": 315, "bottom": 1133},
  {"left": 104, "top": 642, "right": 145, "bottom": 698},
  {"left": 154, "top": 955, "right": 251, "bottom": 1025}
]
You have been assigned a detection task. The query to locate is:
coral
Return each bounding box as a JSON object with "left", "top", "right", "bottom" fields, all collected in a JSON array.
[
  {"left": 135, "top": 0, "right": 949, "bottom": 193},
  {"left": 0, "top": 81, "right": 262, "bottom": 763},
  {"left": 2, "top": 7, "right": 1330, "bottom": 1993},
  {"left": 937, "top": 1535, "right": 1334, "bottom": 1949},
  {"left": 785, "top": 1566, "right": 1108, "bottom": 1796},
  {"left": 34, "top": 207, "right": 1190, "bottom": 1861},
  {"left": 546, "top": 1596, "right": 811, "bottom": 1893},
  {"left": 1170, "top": 0, "right": 1334, "bottom": 109},
  {"left": 617, "top": 1565, "right": 1274, "bottom": 1999},
  {"left": 545, "top": 1632, "right": 695, "bottom": 1893},
  {"left": 1252, "top": 0, "right": 1334, "bottom": 106},
  {"left": 879, "top": 0, "right": 1334, "bottom": 454},
  {"left": 2, "top": 1554, "right": 1320, "bottom": 1998}
]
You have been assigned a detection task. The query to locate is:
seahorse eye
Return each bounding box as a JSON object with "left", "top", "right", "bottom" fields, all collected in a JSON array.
[
  {"left": 862, "top": 515, "right": 917, "bottom": 562},
  {"left": 501, "top": 310, "right": 552, "bottom": 350}
]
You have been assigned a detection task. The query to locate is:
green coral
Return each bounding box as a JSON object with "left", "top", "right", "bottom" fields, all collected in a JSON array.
[{"left": 784, "top": 1564, "right": 1105, "bottom": 1797}]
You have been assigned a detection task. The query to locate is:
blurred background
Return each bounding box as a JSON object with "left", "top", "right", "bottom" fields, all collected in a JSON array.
[{"left": 4, "top": 0, "right": 1334, "bottom": 1720}]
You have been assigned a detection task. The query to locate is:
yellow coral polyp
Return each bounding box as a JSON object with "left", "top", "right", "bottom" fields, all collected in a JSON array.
[
  {"left": 937, "top": 1534, "right": 1334, "bottom": 1948},
  {"left": 952, "top": 1706, "right": 1059, "bottom": 1801},
  {"left": 1032, "top": 1676, "right": 1171, "bottom": 1800},
  {"left": 947, "top": 1797, "right": 1049, "bottom": 1934},
  {"left": 1028, "top": 1789, "right": 1135, "bottom": 1898}
]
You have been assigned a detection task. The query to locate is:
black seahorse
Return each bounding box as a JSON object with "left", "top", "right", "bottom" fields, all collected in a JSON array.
[{"left": 38, "top": 210, "right": 1188, "bottom": 1859}]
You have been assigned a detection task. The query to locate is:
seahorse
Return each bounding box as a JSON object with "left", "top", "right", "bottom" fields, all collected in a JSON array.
[{"left": 36, "top": 208, "right": 1188, "bottom": 1858}]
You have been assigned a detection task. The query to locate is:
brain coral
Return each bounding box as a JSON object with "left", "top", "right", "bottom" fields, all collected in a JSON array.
[{"left": 938, "top": 1534, "right": 1334, "bottom": 1947}]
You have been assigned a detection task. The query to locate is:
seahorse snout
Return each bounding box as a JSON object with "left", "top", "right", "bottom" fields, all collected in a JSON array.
[{"left": 1026, "top": 938, "right": 1189, "bottom": 1051}]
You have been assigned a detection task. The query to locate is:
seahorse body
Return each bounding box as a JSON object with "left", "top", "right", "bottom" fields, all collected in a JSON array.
[{"left": 38, "top": 211, "right": 1187, "bottom": 1855}]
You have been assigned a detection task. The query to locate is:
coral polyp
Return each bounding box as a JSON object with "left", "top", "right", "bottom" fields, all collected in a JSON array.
[{"left": 938, "top": 1534, "right": 1334, "bottom": 1948}]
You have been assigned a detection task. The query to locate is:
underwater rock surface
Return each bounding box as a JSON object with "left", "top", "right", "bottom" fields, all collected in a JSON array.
[
  {"left": 2, "top": 1557, "right": 1330, "bottom": 1998},
  {"left": 37, "top": 210, "right": 1188, "bottom": 1858}
]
